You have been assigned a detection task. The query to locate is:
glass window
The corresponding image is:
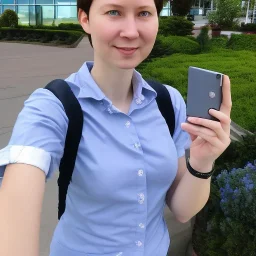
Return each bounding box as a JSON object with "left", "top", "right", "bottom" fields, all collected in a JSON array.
[
  {"left": 41, "top": 5, "right": 54, "bottom": 25},
  {"left": 3, "top": 5, "right": 15, "bottom": 11},
  {"left": 17, "top": 0, "right": 29, "bottom": 4},
  {"left": 2, "top": 0, "right": 14, "bottom": 4},
  {"left": 35, "top": 0, "right": 53, "bottom": 5},
  {"left": 56, "top": 0, "right": 71, "bottom": 4},
  {"left": 56, "top": 5, "right": 77, "bottom": 19},
  {"left": 17, "top": 5, "right": 29, "bottom": 25},
  {"left": 160, "top": 8, "right": 170, "bottom": 16},
  {"left": 29, "top": 5, "right": 36, "bottom": 25}
]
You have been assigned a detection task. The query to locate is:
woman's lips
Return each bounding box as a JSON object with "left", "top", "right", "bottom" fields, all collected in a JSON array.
[{"left": 115, "top": 47, "right": 138, "bottom": 55}]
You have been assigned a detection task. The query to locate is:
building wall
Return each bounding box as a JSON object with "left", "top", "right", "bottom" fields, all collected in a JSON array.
[{"left": 0, "top": 0, "right": 172, "bottom": 25}]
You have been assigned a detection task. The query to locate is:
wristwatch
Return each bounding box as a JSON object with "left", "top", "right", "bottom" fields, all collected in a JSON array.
[{"left": 186, "top": 158, "right": 215, "bottom": 179}]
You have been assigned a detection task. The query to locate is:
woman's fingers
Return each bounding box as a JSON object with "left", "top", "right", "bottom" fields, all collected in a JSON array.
[
  {"left": 220, "top": 75, "right": 232, "bottom": 117},
  {"left": 181, "top": 122, "right": 225, "bottom": 148},
  {"left": 184, "top": 116, "right": 230, "bottom": 144},
  {"left": 208, "top": 108, "right": 231, "bottom": 134}
]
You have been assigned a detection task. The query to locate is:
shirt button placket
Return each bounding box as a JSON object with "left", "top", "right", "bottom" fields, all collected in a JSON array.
[{"left": 135, "top": 167, "right": 147, "bottom": 251}]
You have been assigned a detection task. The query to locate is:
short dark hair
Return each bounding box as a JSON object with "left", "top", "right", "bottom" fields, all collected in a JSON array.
[{"left": 77, "top": 0, "right": 164, "bottom": 48}]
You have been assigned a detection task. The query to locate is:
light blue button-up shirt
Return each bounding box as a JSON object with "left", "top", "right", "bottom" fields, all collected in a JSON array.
[{"left": 0, "top": 62, "right": 190, "bottom": 256}]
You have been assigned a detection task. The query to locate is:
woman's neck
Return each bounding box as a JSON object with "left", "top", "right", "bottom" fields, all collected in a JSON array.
[{"left": 90, "top": 61, "right": 134, "bottom": 113}]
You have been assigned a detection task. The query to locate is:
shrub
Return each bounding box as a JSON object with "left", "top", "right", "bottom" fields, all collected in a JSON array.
[
  {"left": 214, "top": 133, "right": 256, "bottom": 177},
  {"left": 193, "top": 160, "right": 256, "bottom": 256},
  {"left": 196, "top": 26, "right": 210, "bottom": 51},
  {"left": 240, "top": 22, "right": 256, "bottom": 32},
  {"left": 0, "top": 9, "right": 18, "bottom": 28},
  {"left": 207, "top": 0, "right": 241, "bottom": 29},
  {"left": 58, "top": 23, "right": 83, "bottom": 31},
  {"left": 147, "top": 35, "right": 200, "bottom": 61},
  {"left": 208, "top": 36, "right": 229, "bottom": 51},
  {"left": 0, "top": 28, "right": 83, "bottom": 46},
  {"left": 138, "top": 51, "right": 256, "bottom": 132},
  {"left": 158, "top": 16, "right": 194, "bottom": 36},
  {"left": 227, "top": 34, "right": 256, "bottom": 51}
]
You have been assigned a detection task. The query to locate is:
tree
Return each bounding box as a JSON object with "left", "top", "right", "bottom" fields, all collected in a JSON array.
[
  {"left": 0, "top": 9, "right": 18, "bottom": 28},
  {"left": 207, "top": 0, "right": 242, "bottom": 28},
  {"left": 172, "top": 0, "right": 194, "bottom": 16}
]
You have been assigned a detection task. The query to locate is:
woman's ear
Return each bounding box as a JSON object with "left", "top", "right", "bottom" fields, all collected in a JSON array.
[{"left": 78, "top": 8, "right": 91, "bottom": 34}]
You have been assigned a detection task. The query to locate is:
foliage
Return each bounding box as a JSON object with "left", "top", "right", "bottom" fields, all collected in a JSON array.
[
  {"left": 196, "top": 25, "right": 210, "bottom": 51},
  {"left": 147, "top": 35, "right": 200, "bottom": 61},
  {"left": 214, "top": 133, "right": 256, "bottom": 177},
  {"left": 208, "top": 36, "right": 229, "bottom": 51},
  {"left": 138, "top": 50, "right": 256, "bottom": 132},
  {"left": 207, "top": 0, "right": 242, "bottom": 29},
  {"left": 193, "top": 160, "right": 256, "bottom": 256},
  {"left": 0, "top": 28, "right": 83, "bottom": 46},
  {"left": 227, "top": 34, "right": 256, "bottom": 51},
  {"left": 17, "top": 23, "right": 84, "bottom": 32},
  {"left": 240, "top": 22, "right": 256, "bottom": 32},
  {"left": 0, "top": 9, "right": 18, "bottom": 28},
  {"left": 172, "top": 0, "right": 194, "bottom": 16},
  {"left": 158, "top": 16, "right": 194, "bottom": 37}
]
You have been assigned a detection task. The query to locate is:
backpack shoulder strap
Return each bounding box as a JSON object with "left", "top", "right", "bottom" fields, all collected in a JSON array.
[
  {"left": 146, "top": 79, "right": 175, "bottom": 137},
  {"left": 44, "top": 79, "right": 83, "bottom": 220}
]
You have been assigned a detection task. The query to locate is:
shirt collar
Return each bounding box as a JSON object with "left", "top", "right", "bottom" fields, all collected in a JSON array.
[{"left": 65, "top": 61, "right": 157, "bottom": 101}]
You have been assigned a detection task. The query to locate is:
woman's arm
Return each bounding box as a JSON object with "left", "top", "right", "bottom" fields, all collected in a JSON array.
[
  {"left": 0, "top": 163, "right": 46, "bottom": 256},
  {"left": 166, "top": 75, "right": 232, "bottom": 223},
  {"left": 166, "top": 156, "right": 212, "bottom": 223}
]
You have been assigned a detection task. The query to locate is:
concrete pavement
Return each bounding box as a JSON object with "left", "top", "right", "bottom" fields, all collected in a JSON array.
[{"left": 0, "top": 38, "right": 94, "bottom": 256}]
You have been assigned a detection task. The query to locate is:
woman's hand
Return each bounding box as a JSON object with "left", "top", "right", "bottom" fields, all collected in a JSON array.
[{"left": 181, "top": 75, "right": 232, "bottom": 172}]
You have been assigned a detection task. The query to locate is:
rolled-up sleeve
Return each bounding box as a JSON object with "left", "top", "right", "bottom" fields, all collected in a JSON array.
[
  {"left": 0, "top": 88, "right": 68, "bottom": 184},
  {"left": 164, "top": 85, "right": 191, "bottom": 158}
]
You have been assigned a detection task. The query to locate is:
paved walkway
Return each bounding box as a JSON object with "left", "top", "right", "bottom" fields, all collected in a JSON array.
[{"left": 0, "top": 38, "right": 94, "bottom": 256}]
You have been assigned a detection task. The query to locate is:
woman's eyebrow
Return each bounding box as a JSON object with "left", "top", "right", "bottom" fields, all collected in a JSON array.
[{"left": 100, "top": 4, "right": 154, "bottom": 10}]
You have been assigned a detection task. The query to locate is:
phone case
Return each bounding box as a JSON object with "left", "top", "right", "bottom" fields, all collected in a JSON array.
[{"left": 186, "top": 66, "right": 223, "bottom": 121}]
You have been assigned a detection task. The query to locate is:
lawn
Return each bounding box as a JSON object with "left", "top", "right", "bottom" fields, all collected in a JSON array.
[{"left": 138, "top": 49, "right": 256, "bottom": 132}]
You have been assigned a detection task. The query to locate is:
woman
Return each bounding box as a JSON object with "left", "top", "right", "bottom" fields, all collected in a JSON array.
[{"left": 0, "top": 0, "right": 232, "bottom": 255}]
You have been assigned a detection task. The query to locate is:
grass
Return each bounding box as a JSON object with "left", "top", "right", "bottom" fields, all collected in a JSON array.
[{"left": 138, "top": 49, "right": 256, "bottom": 132}]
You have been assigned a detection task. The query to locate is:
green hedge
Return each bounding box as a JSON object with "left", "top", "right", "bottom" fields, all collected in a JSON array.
[
  {"left": 240, "top": 22, "right": 256, "bottom": 32},
  {"left": 138, "top": 50, "right": 256, "bottom": 132},
  {"left": 158, "top": 16, "right": 194, "bottom": 36},
  {"left": 227, "top": 34, "right": 256, "bottom": 51},
  {"left": 208, "top": 36, "right": 229, "bottom": 51},
  {"left": 147, "top": 35, "right": 200, "bottom": 61},
  {"left": 17, "top": 23, "right": 84, "bottom": 33},
  {"left": 0, "top": 28, "right": 83, "bottom": 45}
]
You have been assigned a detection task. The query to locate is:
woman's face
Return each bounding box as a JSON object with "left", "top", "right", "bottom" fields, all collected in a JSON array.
[{"left": 80, "top": 0, "right": 159, "bottom": 70}]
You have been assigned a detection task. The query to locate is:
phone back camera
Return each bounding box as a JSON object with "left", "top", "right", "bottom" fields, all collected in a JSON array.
[{"left": 216, "top": 74, "right": 221, "bottom": 79}]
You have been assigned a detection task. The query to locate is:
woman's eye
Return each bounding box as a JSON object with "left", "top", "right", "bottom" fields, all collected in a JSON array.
[
  {"left": 140, "top": 11, "right": 151, "bottom": 17},
  {"left": 107, "top": 10, "right": 120, "bottom": 16}
]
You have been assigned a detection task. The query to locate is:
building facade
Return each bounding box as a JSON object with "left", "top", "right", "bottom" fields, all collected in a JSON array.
[{"left": 0, "top": 0, "right": 173, "bottom": 25}]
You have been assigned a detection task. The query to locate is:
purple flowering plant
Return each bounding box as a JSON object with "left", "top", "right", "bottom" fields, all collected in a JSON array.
[{"left": 204, "top": 160, "right": 256, "bottom": 255}]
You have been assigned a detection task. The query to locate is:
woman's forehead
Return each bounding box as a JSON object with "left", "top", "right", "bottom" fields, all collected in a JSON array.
[{"left": 94, "top": 0, "right": 156, "bottom": 7}]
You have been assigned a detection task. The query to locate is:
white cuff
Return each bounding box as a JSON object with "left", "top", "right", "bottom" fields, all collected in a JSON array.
[{"left": 0, "top": 145, "right": 51, "bottom": 177}]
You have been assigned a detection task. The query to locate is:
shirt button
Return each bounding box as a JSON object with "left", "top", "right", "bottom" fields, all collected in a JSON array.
[
  {"left": 116, "top": 252, "right": 123, "bottom": 256},
  {"left": 134, "top": 143, "right": 141, "bottom": 149},
  {"left": 138, "top": 169, "right": 144, "bottom": 176},
  {"left": 135, "top": 98, "right": 142, "bottom": 105},
  {"left": 107, "top": 107, "right": 113, "bottom": 114},
  {"left": 138, "top": 193, "right": 145, "bottom": 204},
  {"left": 139, "top": 223, "right": 145, "bottom": 229},
  {"left": 136, "top": 241, "right": 143, "bottom": 247},
  {"left": 125, "top": 121, "right": 131, "bottom": 128}
]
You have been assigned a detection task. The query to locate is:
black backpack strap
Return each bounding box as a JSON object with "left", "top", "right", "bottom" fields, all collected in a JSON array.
[
  {"left": 146, "top": 80, "right": 175, "bottom": 137},
  {"left": 44, "top": 79, "right": 83, "bottom": 220}
]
